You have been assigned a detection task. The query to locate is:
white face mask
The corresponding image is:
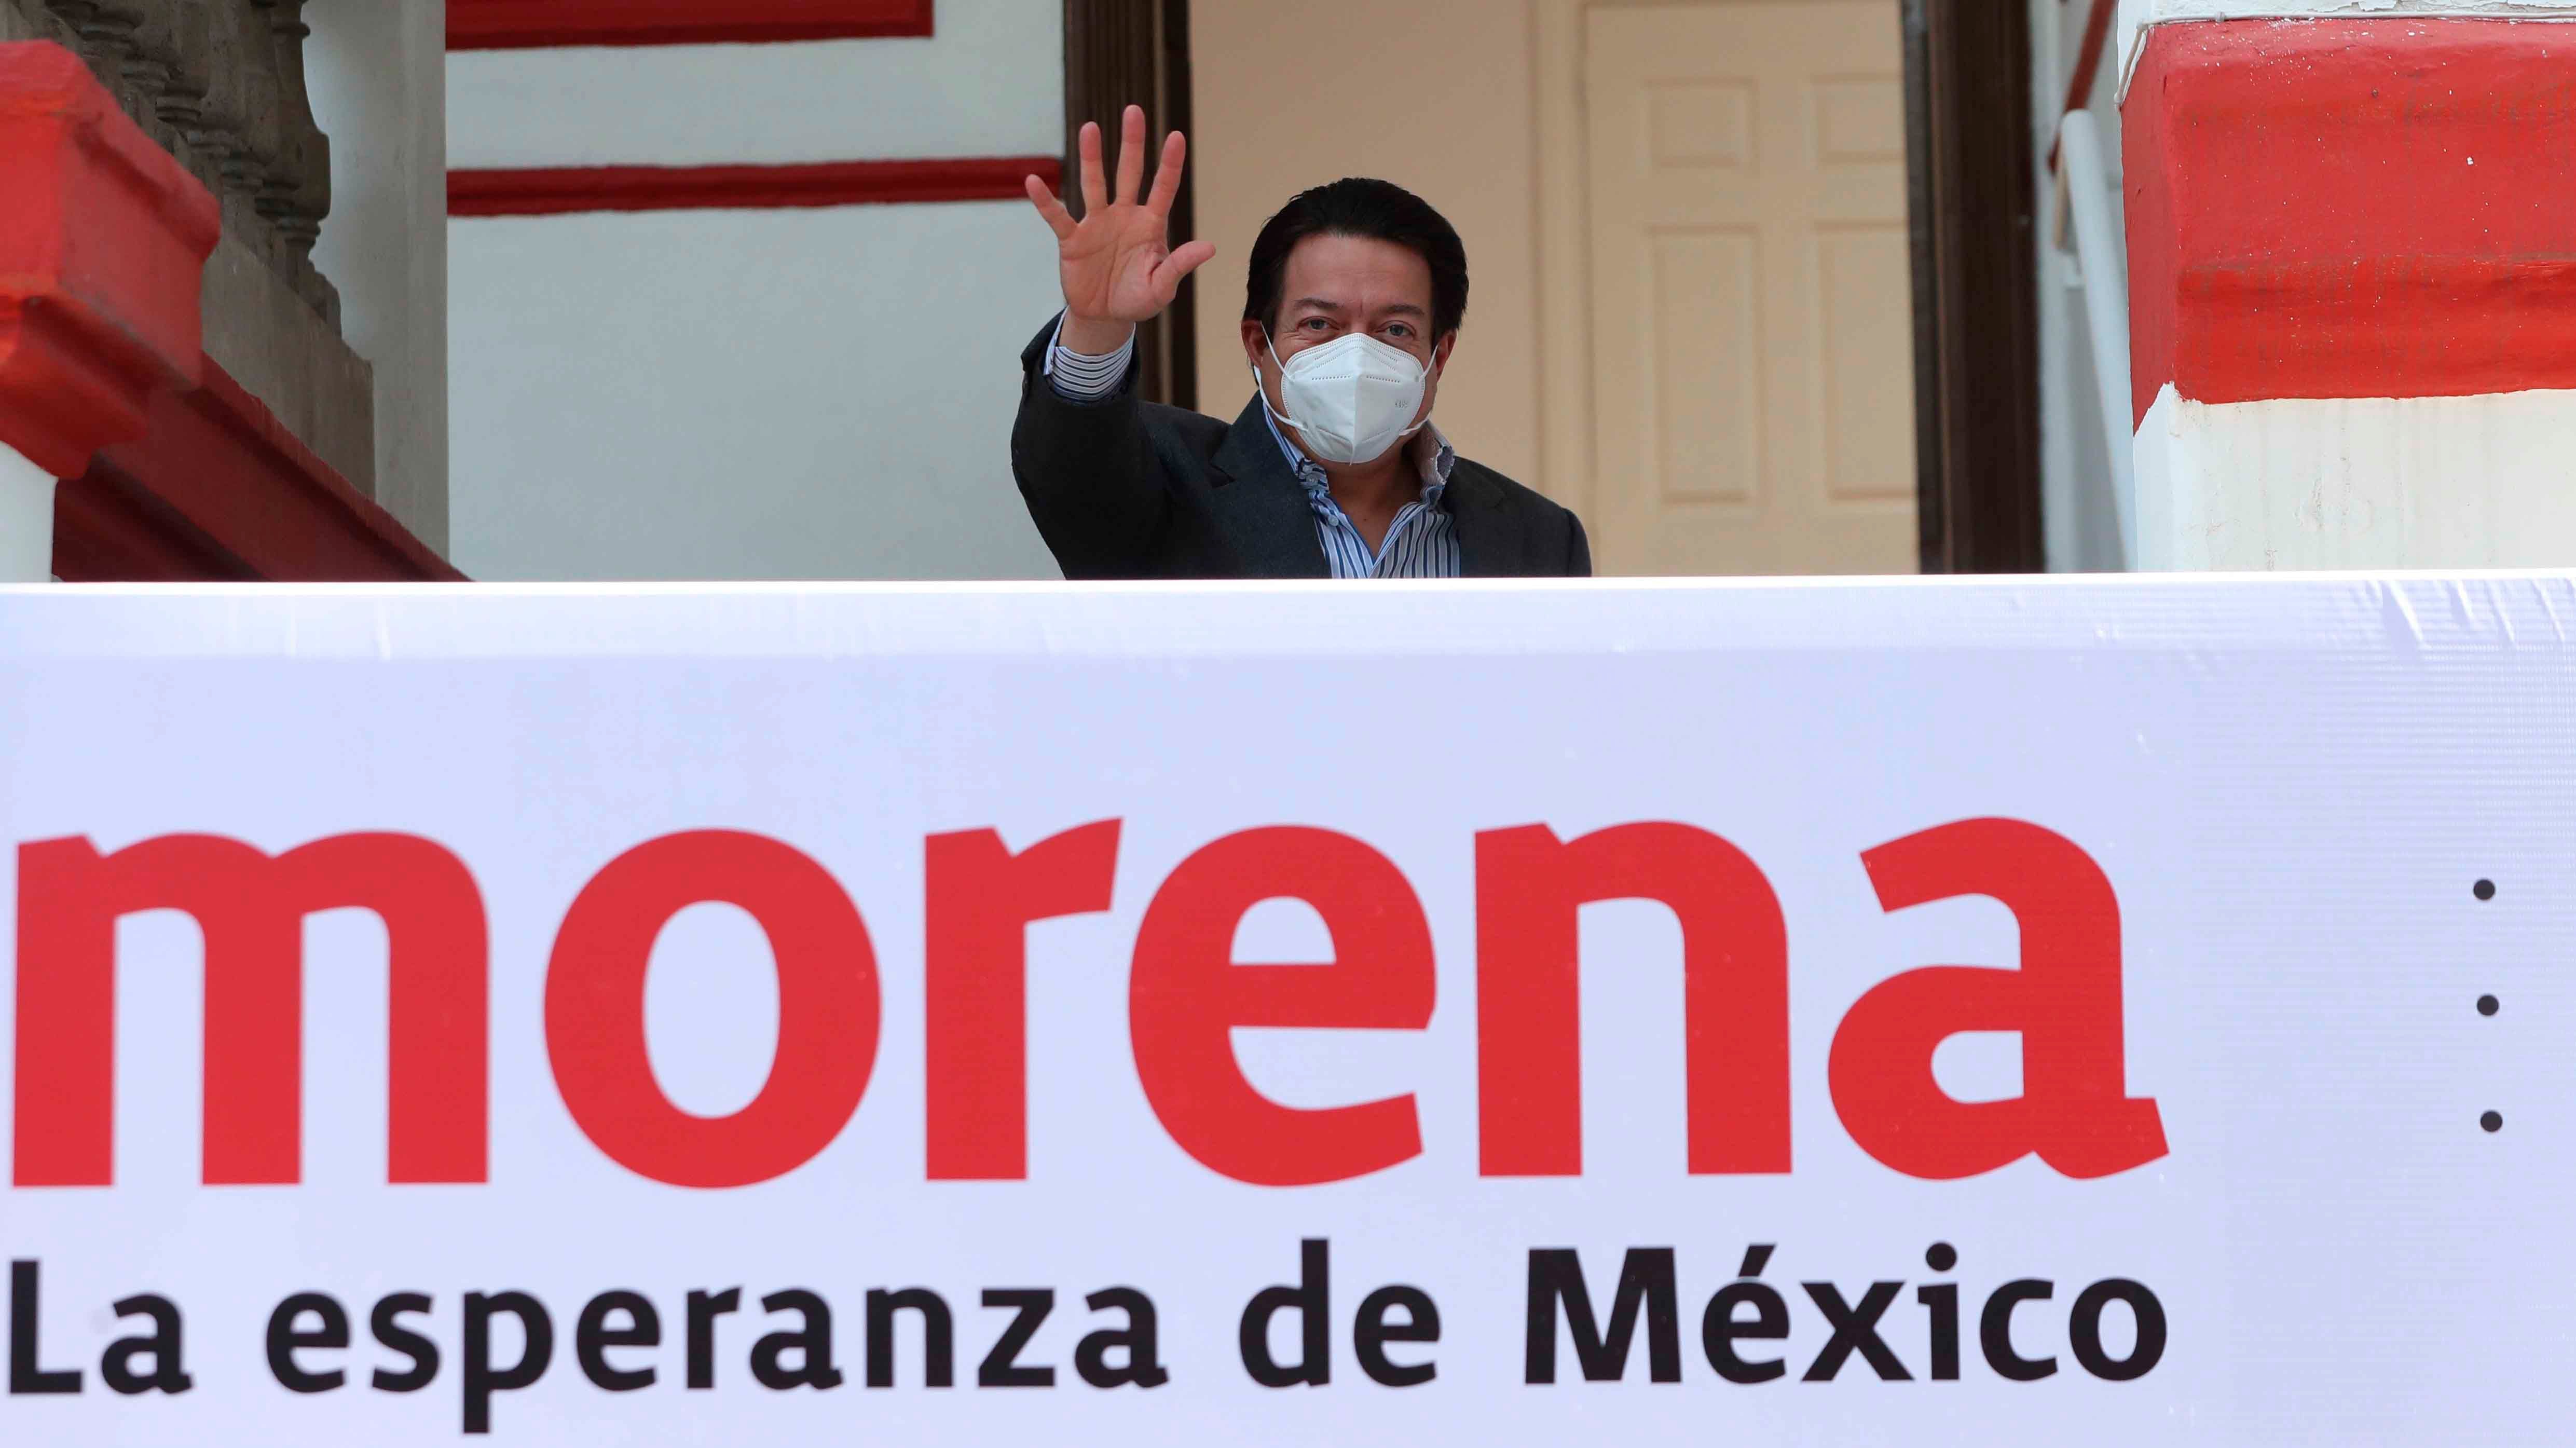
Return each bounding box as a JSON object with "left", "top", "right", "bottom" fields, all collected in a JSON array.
[{"left": 1254, "top": 331, "right": 1431, "bottom": 466}]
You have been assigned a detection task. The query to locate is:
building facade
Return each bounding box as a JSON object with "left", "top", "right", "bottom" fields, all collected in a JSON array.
[{"left": 5, "top": 0, "right": 2554, "bottom": 582}]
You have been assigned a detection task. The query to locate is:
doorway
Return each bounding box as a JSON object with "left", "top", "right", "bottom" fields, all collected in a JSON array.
[{"left": 1091, "top": 0, "right": 2040, "bottom": 575}]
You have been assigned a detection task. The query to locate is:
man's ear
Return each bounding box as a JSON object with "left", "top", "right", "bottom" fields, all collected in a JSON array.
[
  {"left": 1240, "top": 319, "right": 1272, "bottom": 368},
  {"left": 1432, "top": 332, "right": 1459, "bottom": 377}
]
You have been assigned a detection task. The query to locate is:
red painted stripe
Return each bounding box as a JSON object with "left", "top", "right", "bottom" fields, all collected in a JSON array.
[
  {"left": 451, "top": 0, "right": 932, "bottom": 50},
  {"left": 449, "top": 156, "right": 1060, "bottom": 217},
  {"left": 2125, "top": 18, "right": 2576, "bottom": 419},
  {"left": 58, "top": 358, "right": 463, "bottom": 583}
]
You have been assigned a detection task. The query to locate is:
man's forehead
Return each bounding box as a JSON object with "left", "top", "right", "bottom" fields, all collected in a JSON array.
[{"left": 1281, "top": 234, "right": 1434, "bottom": 307}]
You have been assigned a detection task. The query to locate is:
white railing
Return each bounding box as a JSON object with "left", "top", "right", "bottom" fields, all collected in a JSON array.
[{"left": 2052, "top": 108, "right": 2136, "bottom": 570}]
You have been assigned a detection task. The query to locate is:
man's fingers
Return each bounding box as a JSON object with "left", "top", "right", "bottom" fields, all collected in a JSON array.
[
  {"left": 1115, "top": 104, "right": 1148, "bottom": 207},
  {"left": 1145, "top": 128, "right": 1188, "bottom": 218},
  {"left": 1024, "top": 174, "right": 1077, "bottom": 240},
  {"left": 1153, "top": 239, "right": 1219, "bottom": 298},
  {"left": 1078, "top": 121, "right": 1108, "bottom": 215}
]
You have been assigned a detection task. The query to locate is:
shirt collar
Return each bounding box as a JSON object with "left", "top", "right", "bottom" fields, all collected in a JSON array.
[{"left": 1260, "top": 407, "right": 1457, "bottom": 513}]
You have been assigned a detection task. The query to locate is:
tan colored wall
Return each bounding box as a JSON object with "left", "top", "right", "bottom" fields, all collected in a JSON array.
[{"left": 1188, "top": 0, "right": 1546, "bottom": 491}]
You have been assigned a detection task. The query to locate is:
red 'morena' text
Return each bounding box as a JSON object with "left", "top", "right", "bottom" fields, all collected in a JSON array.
[{"left": 8, "top": 818, "right": 2167, "bottom": 1191}]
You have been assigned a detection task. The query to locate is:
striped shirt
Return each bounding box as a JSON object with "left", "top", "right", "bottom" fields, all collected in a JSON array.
[{"left": 1046, "top": 323, "right": 1464, "bottom": 578}]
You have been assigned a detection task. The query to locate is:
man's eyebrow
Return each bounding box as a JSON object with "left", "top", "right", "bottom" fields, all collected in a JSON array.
[{"left": 1289, "top": 298, "right": 1429, "bottom": 318}]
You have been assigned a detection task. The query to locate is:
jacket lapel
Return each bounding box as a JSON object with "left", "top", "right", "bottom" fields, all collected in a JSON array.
[
  {"left": 1444, "top": 464, "right": 1521, "bottom": 577},
  {"left": 1208, "top": 397, "right": 1330, "bottom": 579}
]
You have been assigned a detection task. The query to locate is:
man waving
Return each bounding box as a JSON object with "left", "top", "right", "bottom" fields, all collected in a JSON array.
[{"left": 1012, "top": 107, "right": 1590, "bottom": 580}]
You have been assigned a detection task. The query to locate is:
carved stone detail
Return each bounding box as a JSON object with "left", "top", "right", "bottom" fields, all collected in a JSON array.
[{"left": 10, "top": 0, "right": 341, "bottom": 327}]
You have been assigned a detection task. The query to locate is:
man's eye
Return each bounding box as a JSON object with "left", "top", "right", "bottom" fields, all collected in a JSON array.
[
  {"left": 1385, "top": 324, "right": 1415, "bottom": 339},
  {"left": 1300, "top": 318, "right": 1331, "bottom": 331}
]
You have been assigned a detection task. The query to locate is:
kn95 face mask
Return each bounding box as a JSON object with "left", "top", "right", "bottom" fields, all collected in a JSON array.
[{"left": 1254, "top": 331, "right": 1430, "bottom": 466}]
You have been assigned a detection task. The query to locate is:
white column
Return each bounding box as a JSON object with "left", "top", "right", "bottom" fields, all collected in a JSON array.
[
  {"left": 0, "top": 441, "right": 56, "bottom": 582},
  {"left": 307, "top": 0, "right": 450, "bottom": 554}
]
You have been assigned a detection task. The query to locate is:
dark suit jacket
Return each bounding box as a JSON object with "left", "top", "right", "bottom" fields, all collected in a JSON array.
[{"left": 1010, "top": 318, "right": 1591, "bottom": 579}]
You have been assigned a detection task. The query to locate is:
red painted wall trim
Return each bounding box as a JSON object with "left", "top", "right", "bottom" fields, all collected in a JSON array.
[
  {"left": 56, "top": 357, "right": 464, "bottom": 583},
  {"left": 450, "top": 156, "right": 1060, "bottom": 217},
  {"left": 0, "top": 42, "right": 219, "bottom": 477},
  {"left": 451, "top": 0, "right": 933, "bottom": 50},
  {"left": 2125, "top": 17, "right": 2576, "bottom": 420}
]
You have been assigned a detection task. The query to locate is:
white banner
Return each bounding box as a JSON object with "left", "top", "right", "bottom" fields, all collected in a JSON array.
[{"left": 0, "top": 577, "right": 2565, "bottom": 1444}]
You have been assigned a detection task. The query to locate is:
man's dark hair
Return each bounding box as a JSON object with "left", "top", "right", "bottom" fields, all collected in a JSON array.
[{"left": 1243, "top": 178, "right": 1469, "bottom": 343}]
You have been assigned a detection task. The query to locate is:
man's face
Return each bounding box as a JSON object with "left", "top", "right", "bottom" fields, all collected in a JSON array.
[{"left": 1242, "top": 233, "right": 1455, "bottom": 453}]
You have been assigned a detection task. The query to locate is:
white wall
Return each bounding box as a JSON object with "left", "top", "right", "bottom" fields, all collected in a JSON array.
[
  {"left": 309, "top": 0, "right": 451, "bottom": 553},
  {"left": 445, "top": 0, "right": 1069, "bottom": 581},
  {"left": 449, "top": 202, "right": 1062, "bottom": 582}
]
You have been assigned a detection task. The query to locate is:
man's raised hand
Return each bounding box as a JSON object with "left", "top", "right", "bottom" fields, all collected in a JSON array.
[{"left": 1025, "top": 104, "right": 1217, "bottom": 355}]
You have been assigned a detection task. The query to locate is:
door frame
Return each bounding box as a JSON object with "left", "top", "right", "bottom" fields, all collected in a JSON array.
[
  {"left": 1901, "top": 0, "right": 2044, "bottom": 571},
  {"left": 1063, "top": 0, "right": 1200, "bottom": 410},
  {"left": 1531, "top": 0, "right": 2044, "bottom": 572}
]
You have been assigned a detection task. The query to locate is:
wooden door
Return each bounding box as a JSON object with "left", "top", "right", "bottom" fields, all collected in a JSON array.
[{"left": 1583, "top": 0, "right": 1917, "bottom": 575}]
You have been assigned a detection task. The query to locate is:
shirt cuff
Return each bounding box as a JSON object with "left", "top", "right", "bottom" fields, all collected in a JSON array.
[{"left": 1044, "top": 318, "right": 1136, "bottom": 402}]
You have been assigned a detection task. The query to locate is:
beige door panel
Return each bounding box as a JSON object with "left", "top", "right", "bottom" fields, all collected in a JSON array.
[{"left": 1582, "top": 0, "right": 1917, "bottom": 576}]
